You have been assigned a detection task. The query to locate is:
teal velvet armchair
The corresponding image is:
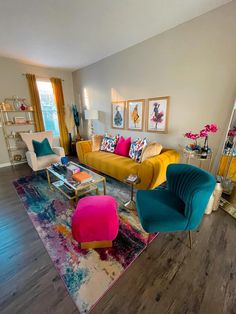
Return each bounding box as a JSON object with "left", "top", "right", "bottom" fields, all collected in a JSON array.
[{"left": 136, "top": 164, "right": 216, "bottom": 248}]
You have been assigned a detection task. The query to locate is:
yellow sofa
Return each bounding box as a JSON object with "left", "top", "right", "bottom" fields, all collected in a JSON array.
[{"left": 76, "top": 140, "right": 180, "bottom": 190}]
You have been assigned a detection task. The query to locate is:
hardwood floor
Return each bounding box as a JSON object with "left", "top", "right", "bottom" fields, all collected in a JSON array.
[{"left": 0, "top": 164, "right": 235, "bottom": 314}]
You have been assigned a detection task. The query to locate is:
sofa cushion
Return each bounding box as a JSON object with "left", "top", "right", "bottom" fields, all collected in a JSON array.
[
  {"left": 91, "top": 134, "right": 103, "bottom": 152},
  {"left": 100, "top": 134, "right": 119, "bottom": 153},
  {"left": 140, "top": 142, "right": 163, "bottom": 162},
  {"left": 129, "top": 138, "right": 148, "bottom": 162},
  {"left": 85, "top": 151, "right": 139, "bottom": 181},
  {"left": 114, "top": 136, "right": 131, "bottom": 157}
]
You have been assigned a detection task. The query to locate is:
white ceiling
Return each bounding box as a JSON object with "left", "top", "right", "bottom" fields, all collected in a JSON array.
[{"left": 0, "top": 0, "right": 231, "bottom": 70}]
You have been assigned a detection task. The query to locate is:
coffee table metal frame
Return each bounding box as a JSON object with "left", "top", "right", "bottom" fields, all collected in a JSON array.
[{"left": 46, "top": 161, "right": 106, "bottom": 205}]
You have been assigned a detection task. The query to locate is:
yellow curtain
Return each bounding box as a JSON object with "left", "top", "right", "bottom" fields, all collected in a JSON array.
[
  {"left": 26, "top": 73, "right": 44, "bottom": 132},
  {"left": 218, "top": 155, "right": 236, "bottom": 181},
  {"left": 50, "top": 77, "right": 69, "bottom": 155}
]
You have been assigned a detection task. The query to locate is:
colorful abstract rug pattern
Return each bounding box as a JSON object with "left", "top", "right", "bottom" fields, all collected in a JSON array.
[{"left": 13, "top": 173, "right": 155, "bottom": 313}]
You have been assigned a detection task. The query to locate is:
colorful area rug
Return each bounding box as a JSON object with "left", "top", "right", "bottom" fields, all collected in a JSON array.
[{"left": 13, "top": 173, "right": 156, "bottom": 313}]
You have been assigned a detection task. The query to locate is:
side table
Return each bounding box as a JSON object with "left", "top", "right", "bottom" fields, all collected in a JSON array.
[
  {"left": 179, "top": 145, "right": 213, "bottom": 171},
  {"left": 70, "top": 138, "right": 84, "bottom": 156},
  {"left": 123, "top": 175, "right": 140, "bottom": 210}
]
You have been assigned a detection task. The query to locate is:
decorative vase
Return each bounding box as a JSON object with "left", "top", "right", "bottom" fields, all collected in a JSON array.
[
  {"left": 68, "top": 132, "right": 73, "bottom": 155},
  {"left": 205, "top": 194, "right": 214, "bottom": 215},
  {"left": 212, "top": 182, "right": 223, "bottom": 211}
]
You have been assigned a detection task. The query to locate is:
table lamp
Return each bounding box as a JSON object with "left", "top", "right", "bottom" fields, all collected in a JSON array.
[{"left": 84, "top": 109, "right": 98, "bottom": 135}]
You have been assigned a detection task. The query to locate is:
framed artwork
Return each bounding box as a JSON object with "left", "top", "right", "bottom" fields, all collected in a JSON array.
[
  {"left": 111, "top": 101, "right": 126, "bottom": 129},
  {"left": 146, "top": 96, "right": 169, "bottom": 133},
  {"left": 127, "top": 99, "right": 145, "bottom": 131},
  {"left": 14, "top": 117, "right": 26, "bottom": 124}
]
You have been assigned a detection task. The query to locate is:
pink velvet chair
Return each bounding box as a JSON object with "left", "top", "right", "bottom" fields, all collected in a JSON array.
[{"left": 72, "top": 195, "right": 119, "bottom": 249}]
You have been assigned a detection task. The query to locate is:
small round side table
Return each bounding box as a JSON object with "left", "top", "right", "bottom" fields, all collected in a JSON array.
[
  {"left": 123, "top": 175, "right": 140, "bottom": 210},
  {"left": 179, "top": 145, "right": 213, "bottom": 171}
]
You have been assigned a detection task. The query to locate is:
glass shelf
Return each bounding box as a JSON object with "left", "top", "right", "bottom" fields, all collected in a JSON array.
[
  {"left": 9, "top": 147, "right": 27, "bottom": 151},
  {"left": 5, "top": 135, "right": 23, "bottom": 139},
  {"left": 1, "top": 110, "right": 34, "bottom": 112},
  {"left": 12, "top": 159, "right": 27, "bottom": 165},
  {"left": 0, "top": 103, "right": 35, "bottom": 167},
  {"left": 4, "top": 123, "right": 35, "bottom": 126}
]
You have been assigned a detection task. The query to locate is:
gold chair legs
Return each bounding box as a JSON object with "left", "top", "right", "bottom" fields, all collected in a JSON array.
[
  {"left": 188, "top": 230, "right": 192, "bottom": 249},
  {"left": 146, "top": 231, "right": 193, "bottom": 249}
]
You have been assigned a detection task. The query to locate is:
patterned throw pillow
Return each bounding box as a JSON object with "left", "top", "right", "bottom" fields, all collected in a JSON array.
[
  {"left": 100, "top": 134, "right": 119, "bottom": 153},
  {"left": 129, "top": 138, "right": 148, "bottom": 162}
]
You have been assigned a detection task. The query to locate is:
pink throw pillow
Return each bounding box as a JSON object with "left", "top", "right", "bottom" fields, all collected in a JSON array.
[{"left": 114, "top": 136, "right": 131, "bottom": 157}]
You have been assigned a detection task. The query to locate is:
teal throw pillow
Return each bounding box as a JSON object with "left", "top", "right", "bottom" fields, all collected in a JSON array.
[{"left": 32, "top": 138, "right": 54, "bottom": 157}]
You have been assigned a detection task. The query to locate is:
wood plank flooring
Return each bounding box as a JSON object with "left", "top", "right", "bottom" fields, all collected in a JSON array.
[{"left": 0, "top": 164, "right": 235, "bottom": 314}]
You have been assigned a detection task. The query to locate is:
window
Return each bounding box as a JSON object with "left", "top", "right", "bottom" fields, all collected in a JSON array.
[{"left": 37, "top": 80, "right": 60, "bottom": 137}]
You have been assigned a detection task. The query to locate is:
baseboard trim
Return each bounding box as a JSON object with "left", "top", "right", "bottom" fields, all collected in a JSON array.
[{"left": 0, "top": 162, "right": 11, "bottom": 168}]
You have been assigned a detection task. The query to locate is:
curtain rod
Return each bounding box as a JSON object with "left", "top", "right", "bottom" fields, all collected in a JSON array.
[{"left": 22, "top": 73, "right": 64, "bottom": 81}]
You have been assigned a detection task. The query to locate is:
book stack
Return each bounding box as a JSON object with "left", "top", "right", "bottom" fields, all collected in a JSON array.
[
  {"left": 72, "top": 171, "right": 93, "bottom": 184},
  {"left": 67, "top": 163, "right": 80, "bottom": 175}
]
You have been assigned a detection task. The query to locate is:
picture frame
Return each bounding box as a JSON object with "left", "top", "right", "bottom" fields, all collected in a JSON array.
[
  {"left": 146, "top": 96, "right": 169, "bottom": 133},
  {"left": 127, "top": 99, "right": 145, "bottom": 131},
  {"left": 14, "top": 117, "right": 26, "bottom": 124},
  {"left": 111, "top": 101, "right": 126, "bottom": 129}
]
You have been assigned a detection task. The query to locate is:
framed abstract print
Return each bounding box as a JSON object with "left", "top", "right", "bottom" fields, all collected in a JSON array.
[
  {"left": 127, "top": 99, "right": 145, "bottom": 131},
  {"left": 146, "top": 96, "right": 169, "bottom": 133},
  {"left": 111, "top": 101, "right": 126, "bottom": 129}
]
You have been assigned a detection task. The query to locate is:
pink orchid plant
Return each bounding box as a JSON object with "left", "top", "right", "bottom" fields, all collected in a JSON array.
[
  {"left": 184, "top": 123, "right": 218, "bottom": 151},
  {"left": 204, "top": 124, "right": 218, "bottom": 133},
  {"left": 184, "top": 132, "right": 200, "bottom": 141}
]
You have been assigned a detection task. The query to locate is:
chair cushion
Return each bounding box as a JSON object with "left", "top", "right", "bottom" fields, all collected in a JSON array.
[
  {"left": 136, "top": 189, "right": 188, "bottom": 233},
  {"left": 33, "top": 138, "right": 55, "bottom": 157},
  {"left": 84, "top": 151, "right": 139, "bottom": 181},
  {"left": 37, "top": 154, "right": 61, "bottom": 170}
]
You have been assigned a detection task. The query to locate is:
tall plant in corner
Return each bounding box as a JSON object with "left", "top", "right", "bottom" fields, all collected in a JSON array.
[{"left": 72, "top": 104, "right": 81, "bottom": 140}]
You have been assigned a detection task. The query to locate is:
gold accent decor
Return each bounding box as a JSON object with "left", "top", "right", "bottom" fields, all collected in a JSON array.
[{"left": 80, "top": 241, "right": 112, "bottom": 249}]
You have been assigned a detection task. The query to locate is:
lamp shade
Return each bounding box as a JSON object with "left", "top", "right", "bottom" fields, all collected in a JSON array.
[{"left": 84, "top": 109, "right": 98, "bottom": 120}]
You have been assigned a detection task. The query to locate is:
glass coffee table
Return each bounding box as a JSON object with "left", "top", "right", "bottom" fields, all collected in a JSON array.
[{"left": 46, "top": 161, "right": 106, "bottom": 205}]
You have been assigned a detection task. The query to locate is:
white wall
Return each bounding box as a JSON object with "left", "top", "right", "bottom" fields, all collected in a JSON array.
[
  {"left": 0, "top": 57, "right": 75, "bottom": 166},
  {"left": 72, "top": 1, "right": 236, "bottom": 169}
]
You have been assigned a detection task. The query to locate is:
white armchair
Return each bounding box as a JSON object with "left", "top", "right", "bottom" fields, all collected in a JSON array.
[{"left": 20, "top": 131, "right": 65, "bottom": 171}]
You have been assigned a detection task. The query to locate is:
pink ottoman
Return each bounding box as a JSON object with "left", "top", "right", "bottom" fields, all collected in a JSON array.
[{"left": 72, "top": 195, "right": 119, "bottom": 249}]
